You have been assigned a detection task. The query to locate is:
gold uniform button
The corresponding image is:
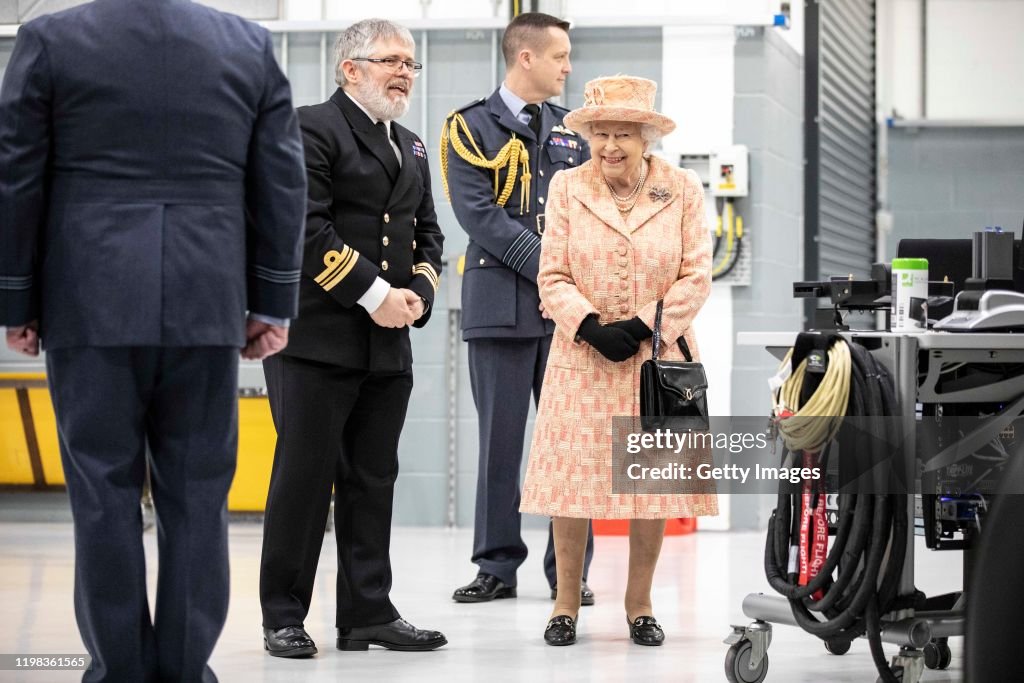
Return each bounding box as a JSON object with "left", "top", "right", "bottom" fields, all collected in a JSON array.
[
  {"left": 620, "top": 303, "right": 629, "bottom": 313},
  {"left": 618, "top": 245, "right": 628, "bottom": 255},
  {"left": 381, "top": 260, "right": 389, "bottom": 271},
  {"left": 383, "top": 213, "right": 390, "bottom": 224},
  {"left": 619, "top": 271, "right": 628, "bottom": 279},
  {"left": 382, "top": 236, "right": 390, "bottom": 246}
]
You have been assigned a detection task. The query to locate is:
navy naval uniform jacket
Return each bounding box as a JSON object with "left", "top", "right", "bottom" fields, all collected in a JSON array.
[
  {"left": 283, "top": 88, "right": 444, "bottom": 371},
  {"left": 259, "top": 87, "right": 444, "bottom": 630},
  {"left": 0, "top": 1, "right": 306, "bottom": 680},
  {"left": 443, "top": 88, "right": 593, "bottom": 588}
]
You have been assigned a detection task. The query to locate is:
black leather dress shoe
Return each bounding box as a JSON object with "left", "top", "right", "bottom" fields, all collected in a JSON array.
[
  {"left": 263, "top": 626, "right": 317, "bottom": 658},
  {"left": 337, "top": 618, "right": 447, "bottom": 651},
  {"left": 544, "top": 615, "right": 577, "bottom": 646},
  {"left": 452, "top": 573, "right": 517, "bottom": 603},
  {"left": 628, "top": 616, "right": 665, "bottom": 646},
  {"left": 549, "top": 580, "right": 596, "bottom": 606}
]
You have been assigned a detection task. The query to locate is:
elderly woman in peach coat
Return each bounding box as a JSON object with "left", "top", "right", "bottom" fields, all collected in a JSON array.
[{"left": 519, "top": 76, "right": 717, "bottom": 647}]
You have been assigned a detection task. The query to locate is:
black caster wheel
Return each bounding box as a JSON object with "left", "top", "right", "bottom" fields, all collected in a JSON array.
[
  {"left": 924, "top": 639, "right": 953, "bottom": 670},
  {"left": 938, "top": 642, "right": 952, "bottom": 669},
  {"left": 876, "top": 665, "right": 904, "bottom": 683},
  {"left": 824, "top": 638, "right": 851, "bottom": 655},
  {"left": 725, "top": 640, "right": 769, "bottom": 683}
]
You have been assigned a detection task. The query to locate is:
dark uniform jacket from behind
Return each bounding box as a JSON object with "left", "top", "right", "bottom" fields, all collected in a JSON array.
[
  {"left": 284, "top": 88, "right": 444, "bottom": 372},
  {"left": 444, "top": 88, "right": 589, "bottom": 340},
  {"left": 0, "top": 0, "right": 306, "bottom": 347}
]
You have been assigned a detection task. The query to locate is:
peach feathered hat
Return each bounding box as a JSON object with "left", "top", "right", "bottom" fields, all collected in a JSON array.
[{"left": 563, "top": 75, "right": 676, "bottom": 136}]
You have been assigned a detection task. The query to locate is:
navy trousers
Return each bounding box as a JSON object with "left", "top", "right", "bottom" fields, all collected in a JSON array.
[
  {"left": 259, "top": 354, "right": 410, "bottom": 629},
  {"left": 46, "top": 346, "right": 238, "bottom": 683},
  {"left": 467, "top": 336, "right": 594, "bottom": 587}
]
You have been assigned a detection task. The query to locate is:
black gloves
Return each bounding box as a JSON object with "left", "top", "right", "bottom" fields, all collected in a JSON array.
[
  {"left": 606, "top": 316, "right": 653, "bottom": 342},
  {"left": 577, "top": 315, "right": 642, "bottom": 362}
]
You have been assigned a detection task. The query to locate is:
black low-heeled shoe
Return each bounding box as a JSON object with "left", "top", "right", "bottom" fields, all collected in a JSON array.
[
  {"left": 628, "top": 616, "right": 665, "bottom": 646},
  {"left": 544, "top": 615, "right": 577, "bottom": 646},
  {"left": 336, "top": 618, "right": 446, "bottom": 651},
  {"left": 263, "top": 625, "right": 318, "bottom": 658},
  {"left": 452, "top": 573, "right": 517, "bottom": 603}
]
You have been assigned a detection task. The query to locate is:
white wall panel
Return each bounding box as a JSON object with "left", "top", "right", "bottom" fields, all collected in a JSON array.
[
  {"left": 878, "top": 0, "right": 1024, "bottom": 120},
  {"left": 561, "top": 0, "right": 779, "bottom": 24},
  {"left": 661, "top": 26, "right": 735, "bottom": 157},
  {"left": 880, "top": 0, "right": 925, "bottom": 119},
  {"left": 927, "top": 0, "right": 1024, "bottom": 119}
]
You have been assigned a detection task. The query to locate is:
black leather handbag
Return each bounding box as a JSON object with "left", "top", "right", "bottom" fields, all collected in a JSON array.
[{"left": 639, "top": 300, "right": 710, "bottom": 432}]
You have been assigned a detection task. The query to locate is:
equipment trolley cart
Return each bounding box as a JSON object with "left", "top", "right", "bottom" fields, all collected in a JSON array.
[{"left": 728, "top": 331, "right": 1024, "bottom": 683}]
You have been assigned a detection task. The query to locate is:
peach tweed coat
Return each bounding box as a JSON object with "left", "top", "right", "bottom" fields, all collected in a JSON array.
[{"left": 519, "top": 155, "right": 719, "bottom": 519}]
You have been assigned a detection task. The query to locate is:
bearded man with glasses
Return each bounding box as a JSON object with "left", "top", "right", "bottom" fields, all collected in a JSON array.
[{"left": 259, "top": 18, "right": 446, "bottom": 658}]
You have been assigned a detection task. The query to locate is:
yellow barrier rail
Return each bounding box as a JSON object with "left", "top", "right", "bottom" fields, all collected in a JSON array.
[
  {"left": 0, "top": 373, "right": 56, "bottom": 488},
  {"left": 0, "top": 373, "right": 275, "bottom": 509}
]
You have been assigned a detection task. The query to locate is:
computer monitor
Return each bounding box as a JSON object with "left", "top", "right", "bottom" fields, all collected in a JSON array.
[{"left": 897, "top": 237, "right": 1024, "bottom": 294}]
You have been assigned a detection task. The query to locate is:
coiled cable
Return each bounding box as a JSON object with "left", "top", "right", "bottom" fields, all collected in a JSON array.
[{"left": 764, "top": 336, "right": 913, "bottom": 683}]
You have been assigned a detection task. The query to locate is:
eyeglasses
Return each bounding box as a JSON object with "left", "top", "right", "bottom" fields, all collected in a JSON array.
[{"left": 352, "top": 57, "right": 423, "bottom": 76}]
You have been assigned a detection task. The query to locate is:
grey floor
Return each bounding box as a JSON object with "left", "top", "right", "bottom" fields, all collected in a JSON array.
[{"left": 0, "top": 515, "right": 965, "bottom": 683}]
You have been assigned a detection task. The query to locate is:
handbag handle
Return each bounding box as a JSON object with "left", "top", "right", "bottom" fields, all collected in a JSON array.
[{"left": 651, "top": 300, "right": 693, "bottom": 362}]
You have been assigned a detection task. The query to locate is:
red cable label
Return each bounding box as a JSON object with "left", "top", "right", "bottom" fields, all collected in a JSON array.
[{"left": 798, "top": 450, "right": 827, "bottom": 600}]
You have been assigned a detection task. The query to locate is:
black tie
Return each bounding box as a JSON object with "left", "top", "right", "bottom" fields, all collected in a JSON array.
[
  {"left": 523, "top": 104, "right": 541, "bottom": 138},
  {"left": 374, "top": 121, "right": 400, "bottom": 174}
]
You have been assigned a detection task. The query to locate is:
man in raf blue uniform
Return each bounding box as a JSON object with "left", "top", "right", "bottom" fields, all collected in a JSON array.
[
  {"left": 0, "top": 1, "right": 306, "bottom": 680},
  {"left": 443, "top": 12, "right": 595, "bottom": 606}
]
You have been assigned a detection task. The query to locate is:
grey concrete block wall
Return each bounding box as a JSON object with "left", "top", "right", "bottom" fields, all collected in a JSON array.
[
  {"left": 730, "top": 28, "right": 804, "bottom": 529},
  {"left": 884, "top": 127, "right": 1024, "bottom": 255},
  {"left": 731, "top": 27, "right": 804, "bottom": 417},
  {"left": 392, "top": 29, "right": 499, "bottom": 528}
]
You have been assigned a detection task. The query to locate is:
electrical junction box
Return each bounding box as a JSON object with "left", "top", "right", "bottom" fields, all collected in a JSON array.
[{"left": 710, "top": 145, "right": 749, "bottom": 197}]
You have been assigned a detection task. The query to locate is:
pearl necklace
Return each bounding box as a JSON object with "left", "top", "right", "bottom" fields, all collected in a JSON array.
[{"left": 607, "top": 160, "right": 648, "bottom": 213}]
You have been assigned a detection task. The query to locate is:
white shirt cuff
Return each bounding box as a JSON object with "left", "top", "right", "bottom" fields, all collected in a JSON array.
[
  {"left": 357, "top": 277, "right": 390, "bottom": 314},
  {"left": 248, "top": 313, "right": 290, "bottom": 328}
]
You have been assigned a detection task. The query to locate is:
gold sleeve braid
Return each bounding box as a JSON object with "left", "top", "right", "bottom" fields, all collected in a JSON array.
[{"left": 440, "top": 111, "right": 532, "bottom": 215}]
